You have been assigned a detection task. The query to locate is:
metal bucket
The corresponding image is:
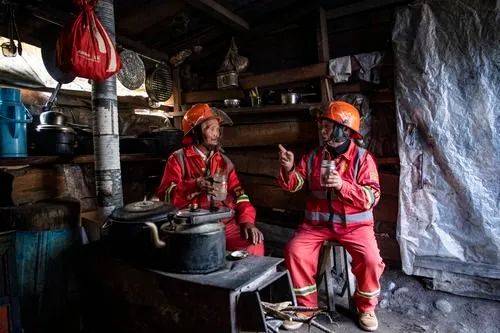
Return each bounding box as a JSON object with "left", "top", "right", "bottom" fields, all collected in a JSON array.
[{"left": 0, "top": 88, "right": 32, "bottom": 157}]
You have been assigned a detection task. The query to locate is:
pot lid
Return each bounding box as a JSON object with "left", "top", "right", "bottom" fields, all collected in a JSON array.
[
  {"left": 152, "top": 127, "right": 183, "bottom": 133},
  {"left": 36, "top": 124, "right": 75, "bottom": 133},
  {"left": 110, "top": 200, "right": 176, "bottom": 223},
  {"left": 176, "top": 207, "right": 212, "bottom": 217},
  {"left": 174, "top": 206, "right": 234, "bottom": 224},
  {"left": 125, "top": 200, "right": 165, "bottom": 212}
]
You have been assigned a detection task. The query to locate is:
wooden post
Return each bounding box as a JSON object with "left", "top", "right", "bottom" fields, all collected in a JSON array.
[
  {"left": 317, "top": 7, "right": 331, "bottom": 104},
  {"left": 172, "top": 67, "right": 183, "bottom": 130},
  {"left": 92, "top": 0, "right": 123, "bottom": 217}
]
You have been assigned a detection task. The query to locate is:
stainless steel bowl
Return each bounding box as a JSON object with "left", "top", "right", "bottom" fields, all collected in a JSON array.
[
  {"left": 223, "top": 99, "right": 240, "bottom": 108},
  {"left": 281, "top": 93, "right": 299, "bottom": 105}
]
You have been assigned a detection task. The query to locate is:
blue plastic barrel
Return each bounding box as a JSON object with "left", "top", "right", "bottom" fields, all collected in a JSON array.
[{"left": 0, "top": 88, "right": 32, "bottom": 157}]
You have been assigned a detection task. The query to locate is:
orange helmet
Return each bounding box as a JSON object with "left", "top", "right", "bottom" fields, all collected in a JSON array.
[
  {"left": 181, "top": 103, "right": 226, "bottom": 136},
  {"left": 319, "top": 101, "right": 362, "bottom": 139}
]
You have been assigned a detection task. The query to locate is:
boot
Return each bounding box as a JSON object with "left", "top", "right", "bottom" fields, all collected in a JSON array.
[{"left": 358, "top": 311, "right": 378, "bottom": 331}]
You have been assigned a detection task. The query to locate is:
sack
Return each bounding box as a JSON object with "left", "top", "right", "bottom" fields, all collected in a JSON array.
[{"left": 56, "top": 0, "right": 121, "bottom": 81}]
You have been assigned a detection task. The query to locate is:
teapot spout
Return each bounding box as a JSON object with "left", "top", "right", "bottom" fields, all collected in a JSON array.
[{"left": 144, "top": 222, "right": 166, "bottom": 248}]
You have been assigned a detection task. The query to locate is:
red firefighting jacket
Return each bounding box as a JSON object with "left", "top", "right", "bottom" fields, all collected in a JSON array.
[
  {"left": 277, "top": 141, "right": 380, "bottom": 225},
  {"left": 156, "top": 145, "right": 256, "bottom": 224}
]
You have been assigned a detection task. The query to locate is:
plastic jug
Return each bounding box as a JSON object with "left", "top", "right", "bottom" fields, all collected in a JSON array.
[{"left": 0, "top": 88, "right": 32, "bottom": 157}]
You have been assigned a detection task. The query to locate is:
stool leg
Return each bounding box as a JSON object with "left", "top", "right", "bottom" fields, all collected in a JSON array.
[
  {"left": 322, "top": 245, "right": 336, "bottom": 315},
  {"left": 343, "top": 248, "right": 357, "bottom": 313}
]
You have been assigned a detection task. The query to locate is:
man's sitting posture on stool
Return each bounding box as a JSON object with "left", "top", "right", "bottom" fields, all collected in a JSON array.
[{"left": 277, "top": 101, "right": 385, "bottom": 331}]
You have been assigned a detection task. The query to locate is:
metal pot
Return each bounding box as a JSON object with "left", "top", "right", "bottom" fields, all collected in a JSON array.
[
  {"left": 146, "top": 206, "right": 233, "bottom": 273},
  {"left": 35, "top": 124, "right": 76, "bottom": 155},
  {"left": 281, "top": 92, "right": 299, "bottom": 105},
  {"left": 39, "top": 110, "right": 66, "bottom": 125},
  {"left": 107, "top": 201, "right": 233, "bottom": 274},
  {"left": 105, "top": 200, "right": 176, "bottom": 260},
  {"left": 217, "top": 70, "right": 238, "bottom": 90}
]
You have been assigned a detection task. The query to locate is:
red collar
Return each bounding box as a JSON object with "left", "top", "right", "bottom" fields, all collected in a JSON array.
[
  {"left": 341, "top": 141, "right": 357, "bottom": 161},
  {"left": 184, "top": 145, "right": 222, "bottom": 159}
]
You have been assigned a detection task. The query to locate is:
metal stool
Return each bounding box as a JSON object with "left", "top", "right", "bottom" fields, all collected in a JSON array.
[{"left": 317, "top": 241, "right": 356, "bottom": 315}]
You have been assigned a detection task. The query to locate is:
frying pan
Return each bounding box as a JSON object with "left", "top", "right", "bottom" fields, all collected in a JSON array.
[{"left": 40, "top": 28, "right": 76, "bottom": 111}]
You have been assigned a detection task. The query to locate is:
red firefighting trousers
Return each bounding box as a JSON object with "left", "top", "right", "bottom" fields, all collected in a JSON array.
[{"left": 285, "top": 221, "right": 385, "bottom": 313}]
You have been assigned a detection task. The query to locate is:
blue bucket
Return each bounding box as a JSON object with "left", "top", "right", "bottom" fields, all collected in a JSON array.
[{"left": 0, "top": 88, "right": 32, "bottom": 157}]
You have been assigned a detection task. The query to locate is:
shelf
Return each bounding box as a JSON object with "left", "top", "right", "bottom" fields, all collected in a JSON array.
[
  {"left": 222, "top": 103, "right": 321, "bottom": 116},
  {"left": 0, "top": 154, "right": 163, "bottom": 167}
]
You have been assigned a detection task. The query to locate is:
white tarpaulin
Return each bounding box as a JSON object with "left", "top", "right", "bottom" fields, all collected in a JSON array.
[{"left": 392, "top": 0, "right": 500, "bottom": 297}]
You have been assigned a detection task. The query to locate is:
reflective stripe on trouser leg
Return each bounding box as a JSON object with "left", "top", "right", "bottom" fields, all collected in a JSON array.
[
  {"left": 293, "top": 284, "right": 317, "bottom": 297},
  {"left": 355, "top": 288, "right": 380, "bottom": 299}
]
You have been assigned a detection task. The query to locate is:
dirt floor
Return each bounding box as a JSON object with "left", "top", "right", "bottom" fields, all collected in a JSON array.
[{"left": 288, "top": 268, "right": 500, "bottom": 333}]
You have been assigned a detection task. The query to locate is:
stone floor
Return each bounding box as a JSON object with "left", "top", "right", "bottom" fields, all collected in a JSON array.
[{"left": 289, "top": 268, "right": 500, "bottom": 333}]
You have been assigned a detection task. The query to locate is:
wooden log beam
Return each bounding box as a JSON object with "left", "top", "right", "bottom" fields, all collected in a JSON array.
[
  {"left": 222, "top": 122, "right": 317, "bottom": 147},
  {"left": 326, "top": 0, "right": 409, "bottom": 19},
  {"left": 117, "top": 0, "right": 185, "bottom": 37},
  {"left": 0, "top": 155, "right": 162, "bottom": 167},
  {"left": 239, "top": 175, "right": 307, "bottom": 212},
  {"left": 239, "top": 63, "right": 328, "bottom": 90},
  {"left": 183, "top": 0, "right": 250, "bottom": 31}
]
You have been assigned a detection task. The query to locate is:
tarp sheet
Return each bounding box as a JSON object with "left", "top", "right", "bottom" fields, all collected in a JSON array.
[{"left": 392, "top": 0, "right": 500, "bottom": 285}]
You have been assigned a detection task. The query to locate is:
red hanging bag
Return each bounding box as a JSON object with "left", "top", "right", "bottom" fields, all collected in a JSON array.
[{"left": 56, "top": 0, "right": 121, "bottom": 81}]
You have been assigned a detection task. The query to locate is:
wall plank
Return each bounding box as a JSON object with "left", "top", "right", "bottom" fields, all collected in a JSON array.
[{"left": 223, "top": 122, "right": 317, "bottom": 147}]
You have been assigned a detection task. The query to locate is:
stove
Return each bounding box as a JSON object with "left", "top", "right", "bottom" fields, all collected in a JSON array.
[{"left": 81, "top": 243, "right": 295, "bottom": 333}]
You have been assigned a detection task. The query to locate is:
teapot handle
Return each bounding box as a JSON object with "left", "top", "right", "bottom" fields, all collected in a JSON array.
[{"left": 144, "top": 222, "right": 166, "bottom": 248}]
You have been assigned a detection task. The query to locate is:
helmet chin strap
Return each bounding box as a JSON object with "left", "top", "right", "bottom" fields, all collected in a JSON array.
[{"left": 324, "top": 125, "right": 349, "bottom": 147}]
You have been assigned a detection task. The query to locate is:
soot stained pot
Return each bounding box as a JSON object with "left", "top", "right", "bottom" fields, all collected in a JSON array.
[
  {"left": 35, "top": 124, "right": 76, "bottom": 155},
  {"left": 107, "top": 201, "right": 233, "bottom": 274},
  {"left": 106, "top": 200, "right": 175, "bottom": 257}
]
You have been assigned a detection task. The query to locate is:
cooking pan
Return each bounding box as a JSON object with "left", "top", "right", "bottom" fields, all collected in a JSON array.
[
  {"left": 41, "top": 28, "right": 75, "bottom": 85},
  {"left": 40, "top": 28, "right": 76, "bottom": 112}
]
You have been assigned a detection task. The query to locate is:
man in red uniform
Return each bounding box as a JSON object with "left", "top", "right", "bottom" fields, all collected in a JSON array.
[
  {"left": 277, "top": 101, "right": 384, "bottom": 331},
  {"left": 157, "top": 103, "right": 264, "bottom": 255}
]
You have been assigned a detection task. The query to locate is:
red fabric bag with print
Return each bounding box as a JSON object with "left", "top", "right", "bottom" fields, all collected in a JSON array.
[{"left": 56, "top": 0, "right": 121, "bottom": 81}]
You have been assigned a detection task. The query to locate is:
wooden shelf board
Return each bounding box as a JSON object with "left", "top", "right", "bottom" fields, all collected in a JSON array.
[
  {"left": 0, "top": 154, "right": 163, "bottom": 167},
  {"left": 222, "top": 103, "right": 321, "bottom": 116}
]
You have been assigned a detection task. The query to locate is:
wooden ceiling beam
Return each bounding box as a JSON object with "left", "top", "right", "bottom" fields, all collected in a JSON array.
[
  {"left": 116, "top": 0, "right": 185, "bottom": 37},
  {"left": 183, "top": 0, "right": 250, "bottom": 31},
  {"left": 239, "top": 63, "right": 328, "bottom": 90},
  {"left": 326, "top": 0, "right": 408, "bottom": 19}
]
